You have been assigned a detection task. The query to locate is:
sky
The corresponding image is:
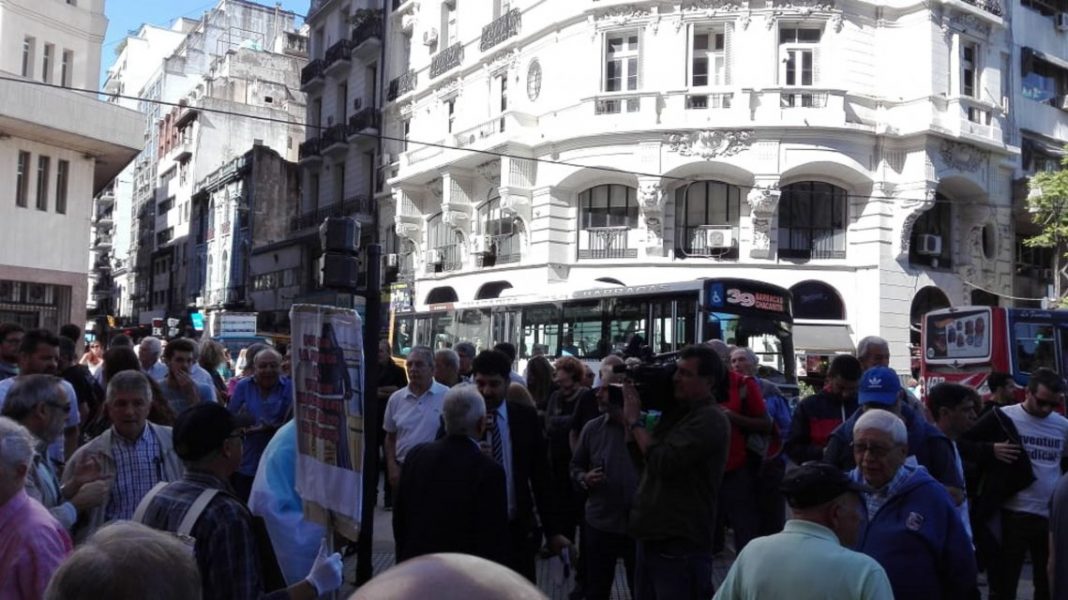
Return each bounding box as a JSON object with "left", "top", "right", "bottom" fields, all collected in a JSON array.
[{"left": 100, "top": 0, "right": 309, "bottom": 84}]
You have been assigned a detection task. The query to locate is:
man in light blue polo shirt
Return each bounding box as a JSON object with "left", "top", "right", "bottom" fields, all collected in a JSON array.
[
  {"left": 715, "top": 462, "right": 893, "bottom": 600},
  {"left": 383, "top": 346, "right": 448, "bottom": 498}
]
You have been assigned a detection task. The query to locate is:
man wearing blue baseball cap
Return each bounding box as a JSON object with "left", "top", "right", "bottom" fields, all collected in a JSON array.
[{"left": 823, "top": 367, "right": 964, "bottom": 499}]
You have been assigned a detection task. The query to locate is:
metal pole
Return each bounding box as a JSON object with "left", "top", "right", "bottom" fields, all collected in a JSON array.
[{"left": 355, "top": 243, "right": 382, "bottom": 585}]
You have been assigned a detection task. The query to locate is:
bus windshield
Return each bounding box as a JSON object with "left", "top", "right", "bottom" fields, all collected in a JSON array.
[
  {"left": 924, "top": 308, "right": 991, "bottom": 363},
  {"left": 1013, "top": 321, "right": 1057, "bottom": 374},
  {"left": 707, "top": 311, "right": 792, "bottom": 378}
]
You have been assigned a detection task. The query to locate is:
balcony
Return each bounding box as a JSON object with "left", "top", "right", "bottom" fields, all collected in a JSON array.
[
  {"left": 930, "top": 95, "right": 1005, "bottom": 144},
  {"left": 96, "top": 190, "right": 115, "bottom": 207},
  {"left": 170, "top": 137, "right": 193, "bottom": 164},
  {"left": 300, "top": 59, "right": 325, "bottom": 92},
  {"left": 426, "top": 244, "right": 462, "bottom": 274},
  {"left": 778, "top": 228, "right": 847, "bottom": 260},
  {"left": 298, "top": 138, "right": 322, "bottom": 166},
  {"left": 92, "top": 235, "right": 113, "bottom": 251},
  {"left": 956, "top": 0, "right": 1003, "bottom": 16},
  {"left": 352, "top": 18, "right": 383, "bottom": 60},
  {"left": 324, "top": 40, "right": 353, "bottom": 77},
  {"left": 347, "top": 108, "right": 381, "bottom": 145},
  {"left": 430, "top": 42, "right": 464, "bottom": 79},
  {"left": 387, "top": 70, "right": 417, "bottom": 101},
  {"left": 175, "top": 104, "right": 198, "bottom": 128},
  {"left": 578, "top": 227, "right": 637, "bottom": 260},
  {"left": 748, "top": 88, "right": 850, "bottom": 128},
  {"left": 452, "top": 111, "right": 535, "bottom": 150},
  {"left": 94, "top": 213, "right": 113, "bottom": 227},
  {"left": 480, "top": 8, "right": 521, "bottom": 52},
  {"left": 321, "top": 124, "right": 349, "bottom": 157},
  {"left": 289, "top": 195, "right": 375, "bottom": 232}
]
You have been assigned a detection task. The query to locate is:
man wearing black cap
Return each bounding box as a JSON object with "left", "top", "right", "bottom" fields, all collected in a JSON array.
[
  {"left": 136, "top": 403, "right": 343, "bottom": 600},
  {"left": 714, "top": 462, "right": 893, "bottom": 600}
]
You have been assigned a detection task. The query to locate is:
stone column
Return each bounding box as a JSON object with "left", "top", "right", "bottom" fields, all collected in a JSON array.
[{"left": 746, "top": 178, "right": 781, "bottom": 259}]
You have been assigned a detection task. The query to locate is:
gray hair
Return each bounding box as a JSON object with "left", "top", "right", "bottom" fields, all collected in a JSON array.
[
  {"left": 857, "top": 336, "right": 888, "bottom": 359},
  {"left": 731, "top": 347, "right": 759, "bottom": 367},
  {"left": 139, "top": 336, "right": 162, "bottom": 358},
  {"left": 435, "top": 348, "right": 460, "bottom": 371},
  {"left": 407, "top": 345, "right": 433, "bottom": 365},
  {"left": 0, "top": 416, "right": 35, "bottom": 472},
  {"left": 254, "top": 347, "right": 283, "bottom": 365},
  {"left": 854, "top": 408, "right": 907, "bottom": 445},
  {"left": 0, "top": 374, "right": 64, "bottom": 421},
  {"left": 599, "top": 355, "right": 625, "bottom": 384},
  {"left": 454, "top": 341, "right": 476, "bottom": 360},
  {"left": 442, "top": 384, "right": 486, "bottom": 437},
  {"left": 106, "top": 370, "right": 152, "bottom": 406},
  {"left": 45, "top": 520, "right": 202, "bottom": 600},
  {"left": 704, "top": 339, "right": 731, "bottom": 363}
]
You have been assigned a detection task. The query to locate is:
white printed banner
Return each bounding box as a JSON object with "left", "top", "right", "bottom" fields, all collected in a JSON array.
[{"left": 290, "top": 304, "right": 365, "bottom": 541}]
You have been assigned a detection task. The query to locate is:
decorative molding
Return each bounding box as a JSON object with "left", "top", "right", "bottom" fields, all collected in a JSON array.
[
  {"left": 666, "top": 129, "right": 754, "bottom": 160},
  {"left": 637, "top": 179, "right": 664, "bottom": 247},
  {"left": 948, "top": 11, "right": 992, "bottom": 36},
  {"left": 939, "top": 140, "right": 989, "bottom": 173},
  {"left": 442, "top": 209, "right": 470, "bottom": 226},
  {"left": 476, "top": 160, "right": 501, "bottom": 185},
  {"left": 434, "top": 77, "right": 462, "bottom": 100},
  {"left": 394, "top": 218, "right": 422, "bottom": 242},
  {"left": 898, "top": 188, "right": 937, "bottom": 258},
  {"left": 746, "top": 183, "right": 781, "bottom": 259},
  {"left": 595, "top": 6, "right": 652, "bottom": 26},
  {"left": 486, "top": 48, "right": 521, "bottom": 76}
]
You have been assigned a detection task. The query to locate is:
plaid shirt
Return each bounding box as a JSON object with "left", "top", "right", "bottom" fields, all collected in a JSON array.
[
  {"left": 856, "top": 462, "right": 918, "bottom": 518},
  {"left": 106, "top": 425, "right": 163, "bottom": 520},
  {"left": 140, "top": 470, "right": 287, "bottom": 600}
]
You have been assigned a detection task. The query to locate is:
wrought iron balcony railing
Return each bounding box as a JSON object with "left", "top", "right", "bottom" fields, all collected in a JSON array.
[{"left": 480, "top": 8, "right": 521, "bottom": 52}]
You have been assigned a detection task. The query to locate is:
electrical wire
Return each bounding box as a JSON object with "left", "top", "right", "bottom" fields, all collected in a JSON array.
[{"left": 0, "top": 72, "right": 1032, "bottom": 205}]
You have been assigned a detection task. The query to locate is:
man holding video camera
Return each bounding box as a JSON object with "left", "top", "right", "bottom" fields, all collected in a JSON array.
[{"left": 624, "top": 344, "right": 731, "bottom": 600}]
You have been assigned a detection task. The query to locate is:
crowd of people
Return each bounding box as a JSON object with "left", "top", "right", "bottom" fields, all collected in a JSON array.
[{"left": 4, "top": 317, "right": 1068, "bottom": 600}]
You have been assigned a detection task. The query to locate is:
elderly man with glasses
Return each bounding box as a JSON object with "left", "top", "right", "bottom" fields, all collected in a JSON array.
[
  {"left": 0, "top": 374, "right": 108, "bottom": 532},
  {"left": 849, "top": 408, "right": 977, "bottom": 599}
]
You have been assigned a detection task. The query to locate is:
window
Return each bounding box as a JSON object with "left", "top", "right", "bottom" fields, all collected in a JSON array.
[
  {"left": 311, "top": 97, "right": 322, "bottom": 127},
  {"left": 309, "top": 173, "right": 320, "bottom": 208},
  {"left": 476, "top": 194, "right": 520, "bottom": 266},
  {"left": 334, "top": 162, "right": 345, "bottom": 205},
  {"left": 401, "top": 118, "right": 410, "bottom": 151},
  {"left": 777, "top": 182, "right": 848, "bottom": 259},
  {"left": 674, "top": 181, "right": 742, "bottom": 259},
  {"left": 16, "top": 151, "right": 30, "bottom": 207},
  {"left": 158, "top": 197, "right": 174, "bottom": 214},
  {"left": 36, "top": 156, "right": 50, "bottom": 211},
  {"left": 779, "top": 27, "right": 822, "bottom": 107},
  {"left": 909, "top": 192, "right": 953, "bottom": 269},
  {"left": 60, "top": 50, "right": 73, "bottom": 87},
  {"left": 22, "top": 37, "right": 34, "bottom": 78},
  {"left": 441, "top": 1, "right": 459, "bottom": 46},
  {"left": 578, "top": 184, "right": 638, "bottom": 259},
  {"left": 962, "top": 41, "right": 979, "bottom": 98},
  {"left": 337, "top": 83, "right": 348, "bottom": 121},
  {"left": 1014, "top": 322, "right": 1057, "bottom": 374},
  {"left": 42, "top": 44, "right": 53, "bottom": 83},
  {"left": 427, "top": 213, "right": 461, "bottom": 272},
  {"left": 55, "top": 160, "right": 69, "bottom": 214},
  {"left": 446, "top": 98, "right": 456, "bottom": 133},
  {"left": 157, "top": 227, "right": 174, "bottom": 245},
  {"left": 497, "top": 74, "right": 508, "bottom": 131},
  {"left": 687, "top": 28, "right": 728, "bottom": 109},
  {"left": 604, "top": 33, "right": 640, "bottom": 93}
]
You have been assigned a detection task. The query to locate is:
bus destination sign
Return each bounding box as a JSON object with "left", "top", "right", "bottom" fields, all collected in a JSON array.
[{"left": 706, "top": 280, "right": 790, "bottom": 317}]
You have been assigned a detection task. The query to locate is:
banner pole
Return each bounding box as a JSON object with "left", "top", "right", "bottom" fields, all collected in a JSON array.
[{"left": 355, "top": 243, "right": 382, "bottom": 585}]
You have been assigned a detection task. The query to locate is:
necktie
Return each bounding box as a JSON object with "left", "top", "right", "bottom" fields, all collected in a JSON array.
[{"left": 488, "top": 414, "right": 505, "bottom": 467}]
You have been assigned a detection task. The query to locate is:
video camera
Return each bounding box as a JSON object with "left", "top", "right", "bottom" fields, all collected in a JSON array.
[{"left": 610, "top": 348, "right": 678, "bottom": 413}]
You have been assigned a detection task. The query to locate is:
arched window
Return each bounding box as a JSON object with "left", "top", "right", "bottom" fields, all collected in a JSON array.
[
  {"left": 790, "top": 280, "right": 846, "bottom": 320},
  {"left": 578, "top": 184, "right": 638, "bottom": 259},
  {"left": 476, "top": 194, "right": 521, "bottom": 266},
  {"left": 909, "top": 193, "right": 952, "bottom": 269},
  {"left": 778, "top": 181, "right": 847, "bottom": 259},
  {"left": 674, "top": 180, "right": 742, "bottom": 259},
  {"left": 427, "top": 213, "right": 461, "bottom": 273}
]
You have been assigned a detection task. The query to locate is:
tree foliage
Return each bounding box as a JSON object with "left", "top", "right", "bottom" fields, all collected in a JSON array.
[{"left": 1026, "top": 157, "right": 1068, "bottom": 249}]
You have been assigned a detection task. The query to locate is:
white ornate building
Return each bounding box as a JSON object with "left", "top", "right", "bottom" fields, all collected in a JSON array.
[{"left": 377, "top": 0, "right": 1059, "bottom": 371}]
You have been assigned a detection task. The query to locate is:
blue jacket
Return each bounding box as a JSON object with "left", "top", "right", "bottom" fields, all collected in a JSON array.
[
  {"left": 824, "top": 404, "right": 963, "bottom": 490},
  {"left": 852, "top": 465, "right": 977, "bottom": 600}
]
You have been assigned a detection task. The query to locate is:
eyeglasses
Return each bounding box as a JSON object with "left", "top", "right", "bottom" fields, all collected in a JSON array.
[
  {"left": 850, "top": 442, "right": 895, "bottom": 458},
  {"left": 47, "top": 401, "right": 72, "bottom": 414}
]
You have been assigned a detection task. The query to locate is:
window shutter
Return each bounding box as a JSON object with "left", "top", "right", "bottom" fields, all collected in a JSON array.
[{"left": 725, "top": 22, "right": 734, "bottom": 86}]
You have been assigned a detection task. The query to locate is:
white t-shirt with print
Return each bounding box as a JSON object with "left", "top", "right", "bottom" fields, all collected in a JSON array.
[{"left": 1002, "top": 403, "right": 1068, "bottom": 518}]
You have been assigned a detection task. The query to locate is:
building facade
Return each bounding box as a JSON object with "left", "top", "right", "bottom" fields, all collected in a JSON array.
[
  {"left": 376, "top": 0, "right": 1066, "bottom": 372},
  {"left": 0, "top": 0, "right": 142, "bottom": 330}
]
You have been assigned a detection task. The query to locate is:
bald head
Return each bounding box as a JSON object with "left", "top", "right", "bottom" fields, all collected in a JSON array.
[{"left": 350, "top": 554, "right": 546, "bottom": 600}]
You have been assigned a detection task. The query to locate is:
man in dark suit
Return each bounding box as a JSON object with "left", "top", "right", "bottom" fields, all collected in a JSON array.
[
  {"left": 472, "top": 349, "right": 571, "bottom": 582},
  {"left": 393, "top": 384, "right": 507, "bottom": 564}
]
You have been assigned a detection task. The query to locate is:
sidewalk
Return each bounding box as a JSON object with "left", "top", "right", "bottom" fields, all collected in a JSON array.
[{"left": 341, "top": 505, "right": 1036, "bottom": 600}]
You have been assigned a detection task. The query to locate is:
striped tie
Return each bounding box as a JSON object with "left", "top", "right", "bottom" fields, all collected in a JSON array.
[{"left": 488, "top": 414, "right": 505, "bottom": 467}]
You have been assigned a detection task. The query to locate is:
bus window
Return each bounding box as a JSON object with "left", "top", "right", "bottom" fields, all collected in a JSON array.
[
  {"left": 562, "top": 300, "right": 606, "bottom": 358},
  {"left": 522, "top": 304, "right": 561, "bottom": 358},
  {"left": 430, "top": 313, "right": 455, "bottom": 349},
  {"left": 1014, "top": 322, "right": 1057, "bottom": 374},
  {"left": 392, "top": 314, "right": 414, "bottom": 357},
  {"left": 493, "top": 308, "right": 520, "bottom": 353},
  {"left": 652, "top": 295, "right": 698, "bottom": 354},
  {"left": 609, "top": 298, "right": 648, "bottom": 355},
  {"left": 455, "top": 309, "right": 491, "bottom": 352}
]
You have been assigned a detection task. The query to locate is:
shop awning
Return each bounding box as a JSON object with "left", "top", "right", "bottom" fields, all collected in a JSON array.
[
  {"left": 793, "top": 324, "right": 855, "bottom": 353},
  {"left": 1024, "top": 46, "right": 1068, "bottom": 73}
]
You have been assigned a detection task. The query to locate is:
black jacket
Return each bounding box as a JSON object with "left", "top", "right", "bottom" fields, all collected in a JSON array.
[{"left": 393, "top": 434, "right": 508, "bottom": 564}]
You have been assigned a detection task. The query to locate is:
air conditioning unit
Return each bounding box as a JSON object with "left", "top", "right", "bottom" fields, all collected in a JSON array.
[
  {"left": 1057, "top": 12, "right": 1068, "bottom": 30},
  {"left": 471, "top": 235, "right": 494, "bottom": 255},
  {"left": 428, "top": 249, "right": 443, "bottom": 265},
  {"left": 385, "top": 253, "right": 399, "bottom": 268},
  {"left": 423, "top": 28, "right": 439, "bottom": 46},
  {"left": 916, "top": 234, "right": 943, "bottom": 256},
  {"left": 695, "top": 226, "right": 735, "bottom": 249}
]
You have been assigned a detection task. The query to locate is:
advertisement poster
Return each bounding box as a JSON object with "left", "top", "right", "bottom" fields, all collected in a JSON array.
[
  {"left": 291, "top": 304, "right": 365, "bottom": 541},
  {"left": 924, "top": 310, "right": 990, "bottom": 361}
]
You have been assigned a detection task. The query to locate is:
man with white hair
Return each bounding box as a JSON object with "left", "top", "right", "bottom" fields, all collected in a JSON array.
[
  {"left": 393, "top": 384, "right": 507, "bottom": 563},
  {"left": 856, "top": 336, "right": 890, "bottom": 370},
  {"left": 138, "top": 336, "right": 166, "bottom": 380},
  {"left": 384, "top": 346, "right": 449, "bottom": 496},
  {"left": 0, "top": 416, "right": 73, "bottom": 599},
  {"left": 850, "top": 408, "right": 976, "bottom": 599},
  {"left": 62, "top": 370, "right": 184, "bottom": 542},
  {"left": 1, "top": 374, "right": 108, "bottom": 532},
  {"left": 433, "top": 348, "right": 461, "bottom": 388}
]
